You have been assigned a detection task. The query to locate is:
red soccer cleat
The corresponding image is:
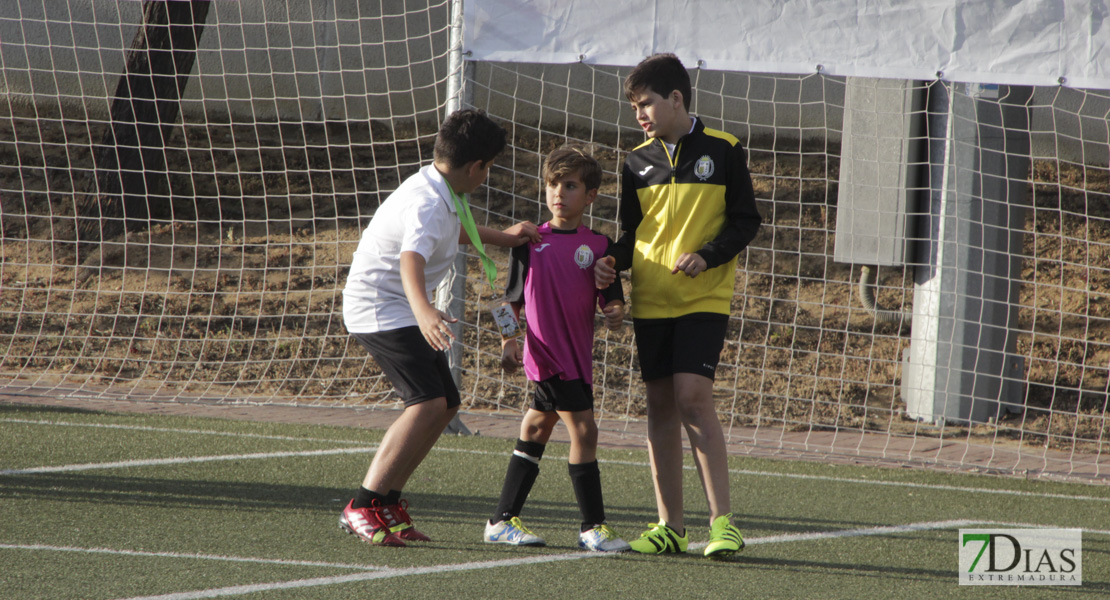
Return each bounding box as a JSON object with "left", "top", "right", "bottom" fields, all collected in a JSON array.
[
  {"left": 379, "top": 499, "right": 432, "bottom": 542},
  {"left": 339, "top": 500, "right": 406, "bottom": 547}
]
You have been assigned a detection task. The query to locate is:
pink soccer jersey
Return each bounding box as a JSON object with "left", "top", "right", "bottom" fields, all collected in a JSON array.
[{"left": 506, "top": 222, "right": 622, "bottom": 385}]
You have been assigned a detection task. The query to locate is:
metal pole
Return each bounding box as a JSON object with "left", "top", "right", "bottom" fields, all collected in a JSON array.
[{"left": 438, "top": 0, "right": 472, "bottom": 434}]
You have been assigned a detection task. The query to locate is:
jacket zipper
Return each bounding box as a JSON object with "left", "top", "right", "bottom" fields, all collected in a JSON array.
[{"left": 666, "top": 140, "right": 681, "bottom": 277}]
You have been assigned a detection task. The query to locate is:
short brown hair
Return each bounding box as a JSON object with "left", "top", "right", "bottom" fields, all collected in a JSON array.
[
  {"left": 624, "top": 53, "right": 692, "bottom": 112},
  {"left": 542, "top": 144, "right": 602, "bottom": 191},
  {"left": 434, "top": 109, "right": 507, "bottom": 168}
]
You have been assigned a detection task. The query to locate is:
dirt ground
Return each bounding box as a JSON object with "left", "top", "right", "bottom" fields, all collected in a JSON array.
[{"left": 0, "top": 103, "right": 1107, "bottom": 456}]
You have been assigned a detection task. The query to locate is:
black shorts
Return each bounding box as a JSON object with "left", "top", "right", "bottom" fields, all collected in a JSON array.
[
  {"left": 633, "top": 313, "right": 729, "bottom": 382},
  {"left": 351, "top": 328, "right": 461, "bottom": 408},
  {"left": 531, "top": 376, "right": 594, "bottom": 413}
]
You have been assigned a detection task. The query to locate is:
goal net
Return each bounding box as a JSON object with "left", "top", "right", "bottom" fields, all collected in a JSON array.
[{"left": 1, "top": 0, "right": 1107, "bottom": 481}]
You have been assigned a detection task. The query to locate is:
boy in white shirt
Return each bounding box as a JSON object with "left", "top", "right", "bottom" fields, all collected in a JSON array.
[{"left": 340, "top": 109, "right": 539, "bottom": 547}]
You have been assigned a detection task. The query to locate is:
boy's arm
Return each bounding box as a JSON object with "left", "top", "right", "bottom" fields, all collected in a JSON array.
[
  {"left": 500, "top": 301, "right": 524, "bottom": 372},
  {"left": 598, "top": 236, "right": 626, "bottom": 305},
  {"left": 466, "top": 222, "right": 541, "bottom": 248},
  {"left": 595, "top": 162, "right": 642, "bottom": 288},
  {"left": 600, "top": 299, "right": 624, "bottom": 331},
  {"left": 693, "top": 142, "right": 762, "bottom": 269},
  {"left": 500, "top": 244, "right": 529, "bottom": 373},
  {"left": 504, "top": 242, "right": 529, "bottom": 304},
  {"left": 400, "top": 250, "right": 457, "bottom": 351},
  {"left": 608, "top": 161, "right": 643, "bottom": 271},
  {"left": 598, "top": 236, "right": 625, "bottom": 331}
]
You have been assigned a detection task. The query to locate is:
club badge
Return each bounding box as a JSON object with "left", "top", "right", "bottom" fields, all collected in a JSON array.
[
  {"left": 695, "top": 155, "right": 715, "bottom": 180},
  {"left": 574, "top": 244, "right": 594, "bottom": 269}
]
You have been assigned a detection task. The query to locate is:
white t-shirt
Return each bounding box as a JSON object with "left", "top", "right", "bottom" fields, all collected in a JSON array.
[
  {"left": 663, "top": 117, "right": 697, "bottom": 156},
  {"left": 342, "top": 164, "right": 461, "bottom": 333}
]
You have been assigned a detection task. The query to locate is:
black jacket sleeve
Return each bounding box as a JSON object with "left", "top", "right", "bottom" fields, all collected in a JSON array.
[
  {"left": 695, "top": 142, "right": 762, "bottom": 269},
  {"left": 606, "top": 161, "right": 642, "bottom": 272},
  {"left": 598, "top": 236, "right": 625, "bottom": 306},
  {"left": 504, "top": 243, "right": 530, "bottom": 306}
]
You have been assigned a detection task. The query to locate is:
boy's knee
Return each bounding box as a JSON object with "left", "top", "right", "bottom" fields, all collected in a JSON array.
[
  {"left": 675, "top": 395, "right": 716, "bottom": 423},
  {"left": 522, "top": 416, "right": 556, "bottom": 441},
  {"left": 645, "top": 395, "right": 678, "bottom": 419},
  {"left": 410, "top": 397, "right": 458, "bottom": 421},
  {"left": 572, "top": 420, "right": 598, "bottom": 443}
]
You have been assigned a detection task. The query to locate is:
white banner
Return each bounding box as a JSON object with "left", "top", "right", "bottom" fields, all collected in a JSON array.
[{"left": 464, "top": 0, "right": 1109, "bottom": 88}]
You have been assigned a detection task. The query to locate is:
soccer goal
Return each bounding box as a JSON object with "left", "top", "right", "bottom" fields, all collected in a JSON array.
[{"left": 1, "top": 0, "right": 1107, "bottom": 481}]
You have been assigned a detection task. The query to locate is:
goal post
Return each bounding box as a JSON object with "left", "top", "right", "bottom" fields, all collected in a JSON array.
[
  {"left": 437, "top": 0, "right": 472, "bottom": 435},
  {"left": 1, "top": 0, "right": 1108, "bottom": 481}
]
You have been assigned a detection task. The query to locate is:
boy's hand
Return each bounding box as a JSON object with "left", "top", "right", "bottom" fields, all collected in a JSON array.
[
  {"left": 500, "top": 339, "right": 522, "bottom": 373},
  {"left": 594, "top": 255, "right": 617, "bottom": 289},
  {"left": 415, "top": 304, "right": 458, "bottom": 351},
  {"left": 503, "top": 221, "right": 541, "bottom": 246},
  {"left": 602, "top": 301, "right": 624, "bottom": 331},
  {"left": 672, "top": 252, "right": 707, "bottom": 278}
]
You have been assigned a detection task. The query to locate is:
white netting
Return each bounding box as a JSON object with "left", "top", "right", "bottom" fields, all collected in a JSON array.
[
  {"left": 1, "top": 1, "right": 1107, "bottom": 480},
  {"left": 0, "top": 0, "right": 451, "bottom": 405}
]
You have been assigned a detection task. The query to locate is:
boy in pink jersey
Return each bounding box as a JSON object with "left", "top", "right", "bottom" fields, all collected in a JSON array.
[{"left": 483, "top": 145, "right": 630, "bottom": 552}]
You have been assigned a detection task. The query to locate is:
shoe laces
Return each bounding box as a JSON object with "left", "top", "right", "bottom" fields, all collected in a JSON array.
[
  {"left": 371, "top": 500, "right": 403, "bottom": 528},
  {"left": 710, "top": 513, "right": 735, "bottom": 536},
  {"left": 590, "top": 523, "right": 618, "bottom": 540},
  {"left": 508, "top": 516, "right": 535, "bottom": 534},
  {"left": 393, "top": 499, "right": 414, "bottom": 525},
  {"left": 642, "top": 521, "right": 673, "bottom": 537},
  {"left": 348, "top": 504, "right": 393, "bottom": 534}
]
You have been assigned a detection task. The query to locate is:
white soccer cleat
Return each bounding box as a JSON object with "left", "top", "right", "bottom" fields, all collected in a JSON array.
[
  {"left": 578, "top": 523, "right": 631, "bottom": 552},
  {"left": 483, "top": 516, "right": 546, "bottom": 546}
]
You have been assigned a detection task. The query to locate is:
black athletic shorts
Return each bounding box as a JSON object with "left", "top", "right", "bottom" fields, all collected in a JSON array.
[
  {"left": 351, "top": 327, "right": 462, "bottom": 408},
  {"left": 531, "top": 376, "right": 594, "bottom": 413},
  {"left": 633, "top": 312, "right": 729, "bottom": 382}
]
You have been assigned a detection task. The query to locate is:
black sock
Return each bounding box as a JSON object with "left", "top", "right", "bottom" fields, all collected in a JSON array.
[
  {"left": 491, "top": 439, "right": 545, "bottom": 523},
  {"left": 568, "top": 460, "right": 605, "bottom": 531},
  {"left": 385, "top": 490, "right": 402, "bottom": 505},
  {"left": 352, "top": 486, "right": 387, "bottom": 510}
]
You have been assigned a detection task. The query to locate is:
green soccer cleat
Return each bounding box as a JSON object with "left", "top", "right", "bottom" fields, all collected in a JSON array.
[
  {"left": 628, "top": 521, "right": 688, "bottom": 554},
  {"left": 703, "top": 513, "right": 745, "bottom": 559}
]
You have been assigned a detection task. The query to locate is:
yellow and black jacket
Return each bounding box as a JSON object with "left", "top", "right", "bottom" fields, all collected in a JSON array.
[{"left": 610, "top": 118, "right": 762, "bottom": 319}]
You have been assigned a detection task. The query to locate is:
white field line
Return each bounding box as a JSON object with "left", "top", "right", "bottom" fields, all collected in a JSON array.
[
  {"left": 724, "top": 465, "right": 1110, "bottom": 503},
  {"left": 5, "top": 522, "right": 1105, "bottom": 600},
  {"left": 0, "top": 543, "right": 384, "bottom": 571},
  {"left": 740, "top": 519, "right": 985, "bottom": 546},
  {"left": 1, "top": 418, "right": 355, "bottom": 444},
  {"left": 68, "top": 519, "right": 1094, "bottom": 600},
  {"left": 0, "top": 447, "right": 375, "bottom": 476},
  {"left": 446, "top": 449, "right": 1110, "bottom": 504},
  {"left": 999, "top": 524, "right": 1110, "bottom": 537},
  {"left": 4, "top": 520, "right": 1105, "bottom": 579},
  {"left": 4, "top": 419, "right": 1108, "bottom": 505}
]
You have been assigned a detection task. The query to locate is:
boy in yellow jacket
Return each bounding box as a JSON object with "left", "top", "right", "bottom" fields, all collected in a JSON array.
[{"left": 595, "top": 53, "right": 762, "bottom": 558}]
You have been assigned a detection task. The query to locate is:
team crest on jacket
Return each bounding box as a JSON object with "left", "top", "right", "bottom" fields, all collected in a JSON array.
[
  {"left": 695, "top": 155, "right": 715, "bottom": 180},
  {"left": 574, "top": 244, "right": 594, "bottom": 269}
]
